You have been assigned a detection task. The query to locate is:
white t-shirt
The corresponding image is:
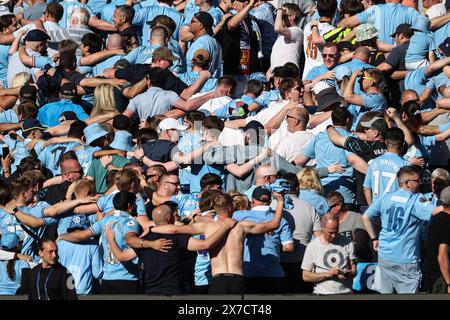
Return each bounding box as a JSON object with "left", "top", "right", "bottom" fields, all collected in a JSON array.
[
  {"left": 197, "top": 95, "right": 233, "bottom": 114},
  {"left": 276, "top": 130, "right": 315, "bottom": 163},
  {"left": 219, "top": 127, "right": 245, "bottom": 146},
  {"left": 301, "top": 235, "right": 356, "bottom": 295},
  {"left": 7, "top": 48, "right": 40, "bottom": 87},
  {"left": 270, "top": 26, "right": 304, "bottom": 69},
  {"left": 302, "top": 22, "right": 335, "bottom": 80},
  {"left": 246, "top": 100, "right": 290, "bottom": 126}
]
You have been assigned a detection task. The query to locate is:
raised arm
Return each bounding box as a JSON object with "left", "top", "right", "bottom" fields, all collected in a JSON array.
[
  {"left": 44, "top": 197, "right": 98, "bottom": 217},
  {"left": 343, "top": 70, "right": 364, "bottom": 106},
  {"left": 241, "top": 192, "right": 284, "bottom": 234},
  {"left": 227, "top": 0, "right": 255, "bottom": 31},
  {"left": 187, "top": 218, "right": 237, "bottom": 251},
  {"left": 274, "top": 8, "right": 291, "bottom": 38},
  {"left": 326, "top": 125, "right": 347, "bottom": 148},
  {"left": 385, "top": 108, "right": 414, "bottom": 146},
  {"left": 225, "top": 147, "right": 271, "bottom": 178}
]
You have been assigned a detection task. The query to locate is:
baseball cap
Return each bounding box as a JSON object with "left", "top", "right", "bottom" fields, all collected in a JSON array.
[
  {"left": 315, "top": 87, "right": 343, "bottom": 112},
  {"left": 240, "top": 120, "right": 264, "bottom": 133},
  {"left": 249, "top": 72, "right": 269, "bottom": 83},
  {"left": 439, "top": 37, "right": 450, "bottom": 57},
  {"left": 60, "top": 82, "right": 77, "bottom": 97},
  {"left": 1, "top": 232, "right": 20, "bottom": 250},
  {"left": 19, "top": 84, "right": 37, "bottom": 101},
  {"left": 152, "top": 47, "right": 179, "bottom": 62},
  {"left": 59, "top": 111, "right": 78, "bottom": 124},
  {"left": 194, "top": 11, "right": 214, "bottom": 36},
  {"left": 158, "top": 118, "right": 188, "bottom": 131},
  {"left": 355, "top": 23, "right": 378, "bottom": 42},
  {"left": 360, "top": 116, "right": 388, "bottom": 134},
  {"left": 193, "top": 49, "right": 210, "bottom": 63},
  {"left": 83, "top": 123, "right": 109, "bottom": 145},
  {"left": 21, "top": 119, "right": 47, "bottom": 133},
  {"left": 252, "top": 186, "right": 272, "bottom": 203},
  {"left": 23, "top": 29, "right": 50, "bottom": 42},
  {"left": 390, "top": 23, "right": 413, "bottom": 38}
]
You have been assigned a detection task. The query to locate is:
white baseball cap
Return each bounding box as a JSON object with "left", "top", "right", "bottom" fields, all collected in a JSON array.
[{"left": 158, "top": 118, "right": 187, "bottom": 132}]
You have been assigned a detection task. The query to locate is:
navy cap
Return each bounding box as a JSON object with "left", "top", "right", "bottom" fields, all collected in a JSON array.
[
  {"left": 23, "top": 29, "right": 50, "bottom": 42},
  {"left": 21, "top": 119, "right": 46, "bottom": 133},
  {"left": 60, "top": 82, "right": 77, "bottom": 96},
  {"left": 59, "top": 111, "right": 78, "bottom": 123},
  {"left": 252, "top": 187, "right": 271, "bottom": 203},
  {"left": 240, "top": 120, "right": 264, "bottom": 132},
  {"left": 194, "top": 11, "right": 214, "bottom": 35}
]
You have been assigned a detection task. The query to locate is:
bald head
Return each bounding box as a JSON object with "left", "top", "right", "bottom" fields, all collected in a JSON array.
[
  {"left": 151, "top": 204, "right": 173, "bottom": 225},
  {"left": 354, "top": 46, "right": 370, "bottom": 62},
  {"left": 256, "top": 164, "right": 277, "bottom": 179},
  {"left": 401, "top": 89, "right": 419, "bottom": 105},
  {"left": 107, "top": 33, "right": 123, "bottom": 50},
  {"left": 321, "top": 212, "right": 339, "bottom": 229},
  {"left": 255, "top": 164, "right": 277, "bottom": 186}
]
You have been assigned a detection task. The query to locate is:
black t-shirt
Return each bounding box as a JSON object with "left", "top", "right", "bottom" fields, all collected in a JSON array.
[
  {"left": 423, "top": 211, "right": 450, "bottom": 292},
  {"left": 44, "top": 180, "right": 72, "bottom": 205},
  {"left": 384, "top": 41, "right": 409, "bottom": 94},
  {"left": 131, "top": 139, "right": 176, "bottom": 171},
  {"left": 344, "top": 137, "right": 387, "bottom": 206},
  {"left": 139, "top": 232, "right": 190, "bottom": 295},
  {"left": 115, "top": 65, "right": 187, "bottom": 95},
  {"left": 344, "top": 137, "right": 387, "bottom": 162},
  {"left": 18, "top": 263, "right": 78, "bottom": 300}
]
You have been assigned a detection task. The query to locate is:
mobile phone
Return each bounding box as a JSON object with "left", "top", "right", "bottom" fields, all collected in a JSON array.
[{"left": 2, "top": 146, "right": 9, "bottom": 160}]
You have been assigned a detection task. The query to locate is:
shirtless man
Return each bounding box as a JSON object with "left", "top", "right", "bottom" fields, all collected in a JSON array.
[{"left": 151, "top": 191, "right": 284, "bottom": 294}]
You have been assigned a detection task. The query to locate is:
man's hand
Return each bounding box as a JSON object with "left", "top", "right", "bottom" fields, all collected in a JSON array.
[
  {"left": 109, "top": 78, "right": 128, "bottom": 88},
  {"left": 310, "top": 20, "right": 319, "bottom": 27},
  {"left": 272, "top": 191, "right": 284, "bottom": 203},
  {"left": 372, "top": 239, "right": 379, "bottom": 251},
  {"left": 352, "top": 69, "right": 363, "bottom": 78},
  {"left": 105, "top": 222, "right": 115, "bottom": 242},
  {"left": 199, "top": 70, "right": 212, "bottom": 79},
  {"left": 100, "top": 155, "right": 113, "bottom": 168},
  {"left": 17, "top": 253, "right": 32, "bottom": 262},
  {"left": 328, "top": 162, "right": 345, "bottom": 173},
  {"left": 222, "top": 218, "right": 238, "bottom": 229},
  {"left": 78, "top": 196, "right": 99, "bottom": 205},
  {"left": 134, "top": 147, "right": 144, "bottom": 160},
  {"left": 319, "top": 70, "right": 336, "bottom": 80},
  {"left": 409, "top": 157, "right": 425, "bottom": 167},
  {"left": 385, "top": 107, "right": 399, "bottom": 120},
  {"left": 150, "top": 238, "right": 173, "bottom": 252},
  {"left": 103, "top": 68, "right": 116, "bottom": 79},
  {"left": 327, "top": 267, "right": 341, "bottom": 278}
]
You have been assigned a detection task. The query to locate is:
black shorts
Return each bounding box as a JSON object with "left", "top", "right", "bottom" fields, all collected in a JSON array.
[
  {"left": 208, "top": 274, "right": 246, "bottom": 295},
  {"left": 101, "top": 279, "right": 140, "bottom": 294}
]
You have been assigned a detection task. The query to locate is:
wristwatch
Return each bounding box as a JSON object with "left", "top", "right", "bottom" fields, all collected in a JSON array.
[
  {"left": 311, "top": 24, "right": 318, "bottom": 29},
  {"left": 12, "top": 207, "right": 19, "bottom": 216},
  {"left": 371, "top": 236, "right": 379, "bottom": 241}
]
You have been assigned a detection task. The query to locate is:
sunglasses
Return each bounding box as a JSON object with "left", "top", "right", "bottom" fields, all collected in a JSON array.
[
  {"left": 165, "top": 181, "right": 180, "bottom": 186},
  {"left": 322, "top": 53, "right": 337, "bottom": 58},
  {"left": 328, "top": 203, "right": 340, "bottom": 211}
]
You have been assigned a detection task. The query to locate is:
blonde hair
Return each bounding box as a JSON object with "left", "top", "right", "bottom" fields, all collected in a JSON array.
[
  {"left": 91, "top": 83, "right": 117, "bottom": 117},
  {"left": 298, "top": 168, "right": 323, "bottom": 193},
  {"left": 228, "top": 190, "right": 250, "bottom": 211},
  {"left": 12, "top": 72, "right": 31, "bottom": 88}
]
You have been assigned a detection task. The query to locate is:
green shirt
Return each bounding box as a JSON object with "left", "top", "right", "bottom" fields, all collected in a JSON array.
[{"left": 87, "top": 155, "right": 130, "bottom": 193}]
